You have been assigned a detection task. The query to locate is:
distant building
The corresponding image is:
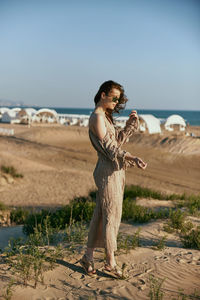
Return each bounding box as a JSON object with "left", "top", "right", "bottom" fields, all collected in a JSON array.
[
  {"left": 17, "top": 108, "right": 37, "bottom": 124},
  {"left": 33, "top": 108, "right": 58, "bottom": 123},
  {"left": 139, "top": 114, "right": 161, "bottom": 134},
  {"left": 1, "top": 110, "right": 20, "bottom": 124},
  {"left": 164, "top": 115, "right": 186, "bottom": 132}
]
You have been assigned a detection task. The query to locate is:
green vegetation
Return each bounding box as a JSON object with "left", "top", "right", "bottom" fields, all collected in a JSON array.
[
  {"left": 117, "top": 229, "right": 141, "bottom": 254},
  {"left": 2, "top": 279, "right": 15, "bottom": 300},
  {"left": 180, "top": 226, "right": 200, "bottom": 250},
  {"left": 4, "top": 227, "right": 64, "bottom": 289},
  {"left": 177, "top": 195, "right": 200, "bottom": 216},
  {"left": 0, "top": 201, "right": 7, "bottom": 211},
  {"left": 162, "top": 209, "right": 200, "bottom": 250},
  {"left": 124, "top": 185, "right": 200, "bottom": 216},
  {"left": 2, "top": 186, "right": 199, "bottom": 232},
  {"left": 122, "top": 197, "right": 169, "bottom": 222},
  {"left": 163, "top": 209, "right": 187, "bottom": 233},
  {"left": 10, "top": 208, "right": 29, "bottom": 225},
  {"left": 148, "top": 275, "right": 200, "bottom": 300},
  {"left": 1, "top": 165, "right": 23, "bottom": 178},
  {"left": 1, "top": 185, "right": 199, "bottom": 251},
  {"left": 148, "top": 275, "right": 165, "bottom": 300},
  {"left": 63, "top": 209, "right": 88, "bottom": 253},
  {"left": 124, "top": 185, "right": 184, "bottom": 201},
  {"left": 152, "top": 235, "right": 167, "bottom": 251},
  {"left": 23, "top": 195, "right": 95, "bottom": 235}
]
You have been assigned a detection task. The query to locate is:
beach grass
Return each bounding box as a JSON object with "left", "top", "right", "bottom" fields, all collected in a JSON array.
[
  {"left": 1, "top": 185, "right": 200, "bottom": 250},
  {"left": 1, "top": 165, "right": 23, "bottom": 178}
]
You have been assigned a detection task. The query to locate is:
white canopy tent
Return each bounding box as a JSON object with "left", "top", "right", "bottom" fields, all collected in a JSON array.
[
  {"left": 17, "top": 108, "right": 37, "bottom": 124},
  {"left": 0, "top": 107, "right": 10, "bottom": 114},
  {"left": 10, "top": 107, "right": 21, "bottom": 113},
  {"left": 164, "top": 115, "right": 186, "bottom": 131},
  {"left": 1, "top": 110, "right": 20, "bottom": 124},
  {"left": 139, "top": 114, "right": 161, "bottom": 134},
  {"left": 35, "top": 108, "right": 58, "bottom": 123}
]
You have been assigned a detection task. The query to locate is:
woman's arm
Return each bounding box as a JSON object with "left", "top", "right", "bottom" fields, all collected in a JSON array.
[
  {"left": 90, "top": 113, "right": 147, "bottom": 170},
  {"left": 124, "top": 153, "right": 147, "bottom": 170},
  {"left": 90, "top": 113, "right": 107, "bottom": 140},
  {"left": 116, "top": 110, "right": 139, "bottom": 145},
  {"left": 90, "top": 113, "right": 130, "bottom": 166}
]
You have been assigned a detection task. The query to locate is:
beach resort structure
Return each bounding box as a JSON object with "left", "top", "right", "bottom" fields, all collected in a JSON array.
[
  {"left": 58, "top": 114, "right": 90, "bottom": 126},
  {"left": 164, "top": 114, "right": 186, "bottom": 132},
  {"left": 139, "top": 114, "right": 162, "bottom": 134},
  {"left": 17, "top": 108, "right": 37, "bottom": 124},
  {"left": 1, "top": 109, "right": 20, "bottom": 124},
  {"left": 0, "top": 107, "right": 189, "bottom": 135},
  {"left": 34, "top": 108, "right": 59, "bottom": 123}
]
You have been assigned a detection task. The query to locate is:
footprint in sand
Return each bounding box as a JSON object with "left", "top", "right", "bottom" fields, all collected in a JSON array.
[{"left": 175, "top": 251, "right": 200, "bottom": 265}]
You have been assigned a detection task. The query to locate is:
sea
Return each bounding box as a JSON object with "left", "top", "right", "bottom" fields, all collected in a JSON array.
[
  {"left": 8, "top": 106, "right": 200, "bottom": 126},
  {"left": 40, "top": 107, "right": 200, "bottom": 126}
]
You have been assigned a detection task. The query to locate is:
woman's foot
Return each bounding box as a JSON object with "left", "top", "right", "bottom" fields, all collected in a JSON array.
[
  {"left": 104, "top": 263, "right": 125, "bottom": 279},
  {"left": 80, "top": 254, "right": 97, "bottom": 277}
]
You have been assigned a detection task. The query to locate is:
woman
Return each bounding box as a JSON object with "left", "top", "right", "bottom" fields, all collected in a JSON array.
[{"left": 80, "top": 80, "right": 147, "bottom": 278}]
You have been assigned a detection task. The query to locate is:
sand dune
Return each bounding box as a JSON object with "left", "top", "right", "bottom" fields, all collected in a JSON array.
[
  {"left": 0, "top": 124, "right": 200, "bottom": 208},
  {"left": 0, "top": 220, "right": 199, "bottom": 299},
  {"left": 0, "top": 124, "right": 200, "bottom": 299}
]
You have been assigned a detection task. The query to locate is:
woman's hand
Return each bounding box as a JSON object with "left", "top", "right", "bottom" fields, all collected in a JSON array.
[
  {"left": 126, "top": 110, "right": 138, "bottom": 125},
  {"left": 133, "top": 157, "right": 147, "bottom": 169},
  {"left": 125, "top": 153, "right": 147, "bottom": 169}
]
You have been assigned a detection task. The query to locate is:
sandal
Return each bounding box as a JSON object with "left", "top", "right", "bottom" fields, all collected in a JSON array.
[
  {"left": 80, "top": 255, "right": 97, "bottom": 277},
  {"left": 103, "top": 263, "right": 126, "bottom": 279}
]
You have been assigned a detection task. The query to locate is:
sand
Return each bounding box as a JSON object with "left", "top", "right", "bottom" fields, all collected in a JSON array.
[
  {"left": 0, "top": 123, "right": 200, "bottom": 208},
  {"left": 0, "top": 218, "right": 200, "bottom": 299},
  {"left": 0, "top": 123, "right": 200, "bottom": 299}
]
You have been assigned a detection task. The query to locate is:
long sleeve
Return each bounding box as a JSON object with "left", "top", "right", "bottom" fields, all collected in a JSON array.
[
  {"left": 115, "top": 118, "right": 139, "bottom": 146},
  {"left": 89, "top": 130, "right": 135, "bottom": 170}
]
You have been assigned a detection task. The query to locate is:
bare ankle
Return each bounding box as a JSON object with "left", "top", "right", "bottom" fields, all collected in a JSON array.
[{"left": 85, "top": 247, "right": 94, "bottom": 261}]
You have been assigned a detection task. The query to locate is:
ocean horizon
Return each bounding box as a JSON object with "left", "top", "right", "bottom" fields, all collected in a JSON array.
[
  {"left": 38, "top": 107, "right": 200, "bottom": 126},
  {"left": 7, "top": 106, "right": 200, "bottom": 126}
]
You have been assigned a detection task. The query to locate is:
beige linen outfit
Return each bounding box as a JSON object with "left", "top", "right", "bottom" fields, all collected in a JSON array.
[{"left": 87, "top": 113, "right": 138, "bottom": 253}]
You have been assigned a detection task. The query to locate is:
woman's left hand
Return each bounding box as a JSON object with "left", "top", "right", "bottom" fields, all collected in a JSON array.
[{"left": 127, "top": 110, "right": 138, "bottom": 124}]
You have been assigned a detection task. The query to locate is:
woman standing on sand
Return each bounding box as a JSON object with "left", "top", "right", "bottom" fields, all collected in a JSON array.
[{"left": 80, "top": 80, "right": 147, "bottom": 278}]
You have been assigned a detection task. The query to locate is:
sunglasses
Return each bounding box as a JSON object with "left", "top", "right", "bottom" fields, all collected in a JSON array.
[{"left": 111, "top": 96, "right": 120, "bottom": 103}]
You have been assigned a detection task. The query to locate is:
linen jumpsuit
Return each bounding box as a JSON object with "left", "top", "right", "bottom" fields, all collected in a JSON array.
[{"left": 87, "top": 112, "right": 138, "bottom": 253}]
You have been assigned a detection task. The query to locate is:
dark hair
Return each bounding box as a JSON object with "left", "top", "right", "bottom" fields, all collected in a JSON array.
[{"left": 94, "top": 80, "right": 128, "bottom": 123}]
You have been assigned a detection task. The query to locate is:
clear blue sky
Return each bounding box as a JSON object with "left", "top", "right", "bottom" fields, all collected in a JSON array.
[{"left": 0, "top": 0, "right": 200, "bottom": 110}]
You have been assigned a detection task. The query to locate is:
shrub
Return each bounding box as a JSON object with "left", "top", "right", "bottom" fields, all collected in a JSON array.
[
  {"left": 148, "top": 275, "right": 165, "bottom": 300},
  {"left": 124, "top": 185, "right": 165, "bottom": 200},
  {"left": 177, "top": 194, "right": 200, "bottom": 216},
  {"left": 63, "top": 217, "right": 88, "bottom": 253},
  {"left": 23, "top": 197, "right": 95, "bottom": 236},
  {"left": 180, "top": 226, "right": 200, "bottom": 250},
  {"left": 166, "top": 209, "right": 186, "bottom": 231},
  {"left": 124, "top": 185, "right": 200, "bottom": 207},
  {"left": 10, "top": 208, "right": 29, "bottom": 225},
  {"left": 162, "top": 209, "right": 195, "bottom": 235},
  {"left": 23, "top": 210, "right": 50, "bottom": 235},
  {"left": 4, "top": 230, "right": 64, "bottom": 289},
  {"left": 152, "top": 235, "right": 167, "bottom": 251},
  {"left": 1, "top": 165, "right": 23, "bottom": 178},
  {"left": 117, "top": 229, "right": 141, "bottom": 254},
  {"left": 122, "top": 197, "right": 169, "bottom": 223}
]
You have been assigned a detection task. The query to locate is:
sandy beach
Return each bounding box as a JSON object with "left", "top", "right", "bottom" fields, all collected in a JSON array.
[
  {"left": 0, "top": 123, "right": 200, "bottom": 208},
  {"left": 0, "top": 123, "right": 200, "bottom": 299}
]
